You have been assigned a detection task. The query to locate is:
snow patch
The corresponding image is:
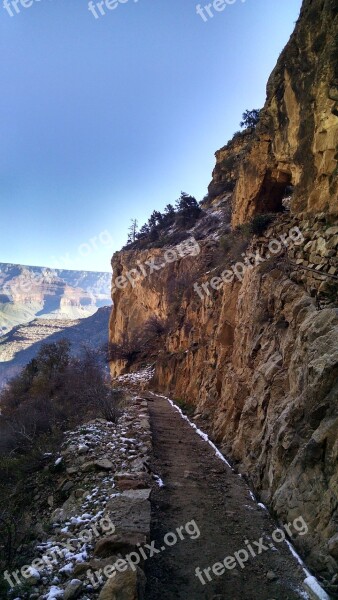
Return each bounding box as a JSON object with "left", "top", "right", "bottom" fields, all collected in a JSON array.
[
  {"left": 45, "top": 586, "right": 64, "bottom": 599},
  {"left": 161, "top": 395, "right": 232, "bottom": 469},
  {"left": 304, "top": 576, "right": 330, "bottom": 600}
]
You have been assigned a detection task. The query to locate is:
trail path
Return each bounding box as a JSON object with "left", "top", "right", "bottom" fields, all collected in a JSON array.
[{"left": 144, "top": 393, "right": 309, "bottom": 600}]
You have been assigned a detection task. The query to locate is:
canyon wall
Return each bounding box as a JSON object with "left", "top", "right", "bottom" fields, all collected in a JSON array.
[
  {"left": 231, "top": 0, "right": 338, "bottom": 226},
  {"left": 109, "top": 0, "right": 338, "bottom": 590}
]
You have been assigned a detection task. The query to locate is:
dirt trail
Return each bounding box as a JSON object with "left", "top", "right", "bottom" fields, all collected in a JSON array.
[{"left": 144, "top": 393, "right": 308, "bottom": 600}]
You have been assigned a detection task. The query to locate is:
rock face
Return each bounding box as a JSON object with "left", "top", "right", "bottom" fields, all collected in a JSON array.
[
  {"left": 98, "top": 568, "right": 146, "bottom": 600},
  {"left": 206, "top": 129, "right": 253, "bottom": 203},
  {"left": 229, "top": 0, "right": 338, "bottom": 225},
  {"left": 108, "top": 0, "right": 338, "bottom": 585}
]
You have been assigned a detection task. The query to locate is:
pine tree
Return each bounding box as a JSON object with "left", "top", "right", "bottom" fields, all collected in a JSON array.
[
  {"left": 240, "top": 109, "right": 261, "bottom": 130},
  {"left": 164, "top": 204, "right": 175, "bottom": 216},
  {"left": 137, "top": 223, "right": 150, "bottom": 238},
  {"left": 174, "top": 192, "right": 201, "bottom": 227}
]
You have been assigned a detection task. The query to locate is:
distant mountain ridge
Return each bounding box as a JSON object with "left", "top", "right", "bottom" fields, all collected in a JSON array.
[{"left": 0, "top": 262, "right": 112, "bottom": 336}]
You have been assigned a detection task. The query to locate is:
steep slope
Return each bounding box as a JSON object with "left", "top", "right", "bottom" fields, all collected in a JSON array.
[
  {"left": 108, "top": 0, "right": 338, "bottom": 593},
  {"left": 0, "top": 306, "right": 111, "bottom": 386}
]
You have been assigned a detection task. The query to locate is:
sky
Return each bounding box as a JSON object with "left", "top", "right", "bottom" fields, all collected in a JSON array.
[{"left": 0, "top": 0, "right": 302, "bottom": 272}]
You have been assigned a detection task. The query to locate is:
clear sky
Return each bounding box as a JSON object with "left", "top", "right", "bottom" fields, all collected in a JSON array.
[{"left": 0, "top": 0, "right": 302, "bottom": 272}]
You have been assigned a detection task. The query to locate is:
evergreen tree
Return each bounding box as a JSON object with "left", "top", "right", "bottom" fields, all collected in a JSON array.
[
  {"left": 175, "top": 192, "right": 201, "bottom": 226},
  {"left": 163, "top": 203, "right": 176, "bottom": 226},
  {"left": 137, "top": 223, "right": 150, "bottom": 239},
  {"left": 164, "top": 204, "right": 175, "bottom": 216},
  {"left": 148, "top": 210, "right": 163, "bottom": 230},
  {"left": 240, "top": 109, "right": 261, "bottom": 130}
]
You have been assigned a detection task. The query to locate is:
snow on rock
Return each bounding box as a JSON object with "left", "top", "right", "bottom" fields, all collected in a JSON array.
[
  {"left": 161, "top": 395, "right": 232, "bottom": 469},
  {"left": 154, "top": 475, "right": 165, "bottom": 487},
  {"left": 45, "top": 586, "right": 64, "bottom": 599},
  {"left": 19, "top": 394, "right": 153, "bottom": 599},
  {"left": 116, "top": 365, "right": 155, "bottom": 387}
]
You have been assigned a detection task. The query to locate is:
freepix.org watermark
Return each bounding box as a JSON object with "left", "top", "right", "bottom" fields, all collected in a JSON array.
[
  {"left": 112, "top": 237, "right": 200, "bottom": 294},
  {"left": 88, "top": 0, "right": 139, "bottom": 20},
  {"left": 2, "top": 229, "right": 113, "bottom": 300},
  {"left": 195, "top": 516, "right": 308, "bottom": 585},
  {"left": 2, "top": 0, "right": 42, "bottom": 17},
  {"left": 86, "top": 518, "right": 201, "bottom": 587},
  {"left": 193, "top": 226, "right": 304, "bottom": 301},
  {"left": 196, "top": 0, "right": 246, "bottom": 22}
]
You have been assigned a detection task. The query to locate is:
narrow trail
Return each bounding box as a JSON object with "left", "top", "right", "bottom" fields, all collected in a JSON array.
[{"left": 144, "top": 393, "right": 308, "bottom": 600}]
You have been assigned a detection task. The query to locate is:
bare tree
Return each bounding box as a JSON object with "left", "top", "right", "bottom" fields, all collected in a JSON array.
[{"left": 127, "top": 219, "right": 138, "bottom": 244}]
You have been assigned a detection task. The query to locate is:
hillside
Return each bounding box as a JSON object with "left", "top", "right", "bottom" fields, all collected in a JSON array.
[{"left": 0, "top": 306, "right": 111, "bottom": 387}]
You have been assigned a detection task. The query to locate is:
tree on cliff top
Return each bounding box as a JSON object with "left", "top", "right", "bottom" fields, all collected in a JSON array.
[
  {"left": 175, "top": 192, "right": 201, "bottom": 226},
  {"left": 240, "top": 109, "right": 261, "bottom": 130},
  {"left": 127, "top": 219, "right": 138, "bottom": 243}
]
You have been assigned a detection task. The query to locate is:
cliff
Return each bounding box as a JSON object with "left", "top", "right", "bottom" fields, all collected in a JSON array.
[
  {"left": 231, "top": 0, "right": 338, "bottom": 225},
  {"left": 109, "top": 0, "right": 338, "bottom": 592}
]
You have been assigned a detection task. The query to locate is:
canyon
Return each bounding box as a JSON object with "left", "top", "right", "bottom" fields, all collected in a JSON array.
[
  {"left": 108, "top": 0, "right": 338, "bottom": 594},
  {"left": 0, "top": 263, "right": 111, "bottom": 337}
]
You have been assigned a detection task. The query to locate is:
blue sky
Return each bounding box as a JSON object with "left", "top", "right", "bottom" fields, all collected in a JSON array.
[{"left": 0, "top": 0, "right": 302, "bottom": 272}]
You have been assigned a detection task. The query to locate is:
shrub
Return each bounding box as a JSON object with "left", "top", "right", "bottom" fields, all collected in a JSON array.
[
  {"left": 95, "top": 388, "right": 123, "bottom": 423},
  {"left": 235, "top": 223, "right": 252, "bottom": 238},
  {"left": 250, "top": 214, "right": 275, "bottom": 235},
  {"left": 219, "top": 235, "right": 232, "bottom": 254},
  {"left": 240, "top": 109, "right": 261, "bottom": 130},
  {"left": 143, "top": 316, "right": 169, "bottom": 338},
  {"left": 174, "top": 398, "right": 195, "bottom": 418},
  {"left": 108, "top": 331, "right": 144, "bottom": 364},
  {"left": 0, "top": 341, "right": 120, "bottom": 455}
]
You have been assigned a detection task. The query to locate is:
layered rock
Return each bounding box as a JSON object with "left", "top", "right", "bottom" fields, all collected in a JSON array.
[
  {"left": 0, "top": 306, "right": 111, "bottom": 388},
  {"left": 206, "top": 129, "right": 253, "bottom": 204},
  {"left": 0, "top": 263, "right": 112, "bottom": 336}
]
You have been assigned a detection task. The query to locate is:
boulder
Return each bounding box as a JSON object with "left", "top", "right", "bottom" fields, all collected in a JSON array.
[
  {"left": 95, "top": 459, "right": 114, "bottom": 471},
  {"left": 98, "top": 567, "right": 146, "bottom": 600},
  {"left": 81, "top": 458, "right": 113, "bottom": 472},
  {"left": 105, "top": 493, "right": 151, "bottom": 535},
  {"left": 64, "top": 579, "right": 82, "bottom": 599}
]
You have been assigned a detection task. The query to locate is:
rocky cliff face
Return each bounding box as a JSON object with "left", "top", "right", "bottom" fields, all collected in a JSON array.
[
  {"left": 109, "top": 0, "right": 338, "bottom": 590},
  {"left": 231, "top": 0, "right": 338, "bottom": 226}
]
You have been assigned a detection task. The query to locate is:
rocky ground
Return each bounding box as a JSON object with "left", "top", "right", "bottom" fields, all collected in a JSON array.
[{"left": 5, "top": 394, "right": 153, "bottom": 600}]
